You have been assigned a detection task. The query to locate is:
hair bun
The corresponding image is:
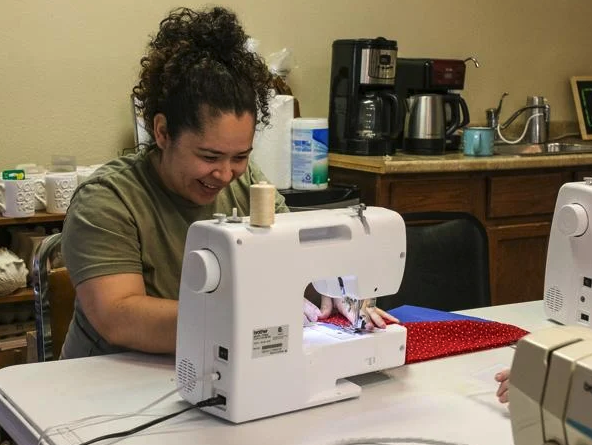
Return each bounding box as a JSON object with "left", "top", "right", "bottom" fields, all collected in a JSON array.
[{"left": 155, "top": 7, "right": 248, "bottom": 62}]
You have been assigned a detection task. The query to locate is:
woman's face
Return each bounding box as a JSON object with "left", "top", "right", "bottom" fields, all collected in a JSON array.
[{"left": 153, "top": 112, "right": 255, "bottom": 205}]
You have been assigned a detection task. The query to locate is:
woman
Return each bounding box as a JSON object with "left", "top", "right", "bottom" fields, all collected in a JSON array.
[{"left": 60, "top": 6, "right": 394, "bottom": 359}]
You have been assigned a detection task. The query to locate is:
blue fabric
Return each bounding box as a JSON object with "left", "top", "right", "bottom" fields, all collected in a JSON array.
[{"left": 388, "top": 305, "right": 488, "bottom": 323}]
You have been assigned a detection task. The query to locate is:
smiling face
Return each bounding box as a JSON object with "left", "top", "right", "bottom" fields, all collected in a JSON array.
[{"left": 152, "top": 111, "right": 255, "bottom": 205}]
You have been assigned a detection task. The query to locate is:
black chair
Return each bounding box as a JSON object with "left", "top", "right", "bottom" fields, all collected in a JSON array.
[{"left": 377, "top": 211, "right": 491, "bottom": 312}]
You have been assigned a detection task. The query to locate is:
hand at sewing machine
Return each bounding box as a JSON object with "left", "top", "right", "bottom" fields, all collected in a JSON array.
[
  {"left": 319, "top": 296, "right": 398, "bottom": 330},
  {"left": 303, "top": 298, "right": 323, "bottom": 324},
  {"left": 494, "top": 368, "right": 511, "bottom": 403}
]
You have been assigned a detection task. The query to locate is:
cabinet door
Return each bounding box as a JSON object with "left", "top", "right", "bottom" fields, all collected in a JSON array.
[
  {"left": 488, "top": 222, "right": 551, "bottom": 305},
  {"left": 389, "top": 176, "right": 485, "bottom": 216},
  {"left": 487, "top": 172, "right": 569, "bottom": 218}
]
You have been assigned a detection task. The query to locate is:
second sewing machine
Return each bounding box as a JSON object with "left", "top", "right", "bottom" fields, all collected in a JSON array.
[{"left": 176, "top": 205, "right": 407, "bottom": 423}]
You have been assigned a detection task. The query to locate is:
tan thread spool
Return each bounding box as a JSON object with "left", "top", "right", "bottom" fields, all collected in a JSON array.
[{"left": 250, "top": 181, "right": 275, "bottom": 227}]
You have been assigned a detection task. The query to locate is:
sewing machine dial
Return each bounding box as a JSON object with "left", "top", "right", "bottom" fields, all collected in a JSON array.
[
  {"left": 557, "top": 204, "right": 588, "bottom": 237},
  {"left": 185, "top": 249, "right": 221, "bottom": 293}
]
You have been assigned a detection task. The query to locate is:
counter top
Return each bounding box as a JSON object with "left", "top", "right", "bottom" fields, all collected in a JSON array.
[{"left": 329, "top": 147, "right": 592, "bottom": 175}]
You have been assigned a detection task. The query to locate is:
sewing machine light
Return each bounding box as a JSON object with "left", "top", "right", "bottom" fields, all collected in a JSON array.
[{"left": 312, "top": 275, "right": 359, "bottom": 299}]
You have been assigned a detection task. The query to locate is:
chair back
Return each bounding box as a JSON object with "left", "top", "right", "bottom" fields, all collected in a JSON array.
[
  {"left": 33, "top": 233, "right": 75, "bottom": 361},
  {"left": 377, "top": 211, "right": 491, "bottom": 312}
]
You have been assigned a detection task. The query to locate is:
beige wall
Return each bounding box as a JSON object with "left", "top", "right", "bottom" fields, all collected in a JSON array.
[{"left": 1, "top": 0, "right": 591, "bottom": 170}]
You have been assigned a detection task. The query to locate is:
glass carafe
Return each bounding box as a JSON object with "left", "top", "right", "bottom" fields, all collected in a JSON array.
[{"left": 356, "top": 91, "right": 399, "bottom": 139}]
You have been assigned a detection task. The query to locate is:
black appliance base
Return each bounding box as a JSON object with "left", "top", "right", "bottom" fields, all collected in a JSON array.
[
  {"left": 404, "top": 137, "right": 445, "bottom": 155},
  {"left": 331, "top": 138, "right": 396, "bottom": 156}
]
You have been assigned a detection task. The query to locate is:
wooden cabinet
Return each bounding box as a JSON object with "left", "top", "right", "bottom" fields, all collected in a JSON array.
[
  {"left": 389, "top": 174, "right": 485, "bottom": 216},
  {"left": 0, "top": 347, "right": 27, "bottom": 369},
  {"left": 0, "top": 213, "right": 65, "bottom": 368},
  {"left": 486, "top": 172, "right": 569, "bottom": 218},
  {"left": 487, "top": 222, "right": 551, "bottom": 305},
  {"left": 330, "top": 164, "right": 590, "bottom": 306}
]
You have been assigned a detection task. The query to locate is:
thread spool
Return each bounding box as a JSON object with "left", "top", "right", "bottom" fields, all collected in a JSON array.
[{"left": 250, "top": 181, "right": 275, "bottom": 227}]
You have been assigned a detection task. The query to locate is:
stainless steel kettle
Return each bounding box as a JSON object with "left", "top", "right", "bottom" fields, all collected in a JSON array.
[{"left": 404, "top": 94, "right": 463, "bottom": 155}]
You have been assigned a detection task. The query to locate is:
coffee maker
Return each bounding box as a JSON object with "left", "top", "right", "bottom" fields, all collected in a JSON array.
[
  {"left": 328, "top": 38, "right": 401, "bottom": 156},
  {"left": 395, "top": 58, "right": 476, "bottom": 153}
]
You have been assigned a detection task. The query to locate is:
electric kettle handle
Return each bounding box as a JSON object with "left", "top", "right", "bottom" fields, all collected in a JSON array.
[
  {"left": 458, "top": 96, "right": 470, "bottom": 128},
  {"left": 381, "top": 92, "right": 401, "bottom": 138},
  {"left": 443, "top": 94, "right": 461, "bottom": 138}
]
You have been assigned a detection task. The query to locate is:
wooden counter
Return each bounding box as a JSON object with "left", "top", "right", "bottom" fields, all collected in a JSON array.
[
  {"left": 329, "top": 151, "right": 592, "bottom": 174},
  {"left": 329, "top": 149, "right": 592, "bottom": 306}
]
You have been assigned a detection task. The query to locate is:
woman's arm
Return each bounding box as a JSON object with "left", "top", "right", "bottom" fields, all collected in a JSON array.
[{"left": 76, "top": 273, "right": 178, "bottom": 354}]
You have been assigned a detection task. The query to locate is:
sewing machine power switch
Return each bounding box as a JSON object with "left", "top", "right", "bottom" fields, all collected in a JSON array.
[{"left": 218, "top": 346, "right": 228, "bottom": 361}]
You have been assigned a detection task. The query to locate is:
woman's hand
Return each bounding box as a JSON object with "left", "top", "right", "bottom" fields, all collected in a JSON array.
[
  {"left": 495, "top": 368, "right": 511, "bottom": 403},
  {"left": 303, "top": 298, "right": 322, "bottom": 324},
  {"left": 318, "top": 296, "right": 398, "bottom": 329}
]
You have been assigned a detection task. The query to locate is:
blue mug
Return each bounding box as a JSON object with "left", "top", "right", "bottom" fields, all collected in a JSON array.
[{"left": 462, "top": 127, "right": 495, "bottom": 156}]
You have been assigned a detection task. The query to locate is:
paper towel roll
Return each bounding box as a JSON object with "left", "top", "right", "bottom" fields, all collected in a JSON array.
[{"left": 252, "top": 95, "right": 294, "bottom": 189}]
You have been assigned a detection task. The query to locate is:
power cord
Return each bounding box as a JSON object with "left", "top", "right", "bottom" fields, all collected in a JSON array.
[
  {"left": 77, "top": 394, "right": 226, "bottom": 445},
  {"left": 37, "top": 371, "right": 221, "bottom": 445}
]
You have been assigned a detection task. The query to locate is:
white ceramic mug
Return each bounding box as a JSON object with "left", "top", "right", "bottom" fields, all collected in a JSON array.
[
  {"left": 27, "top": 172, "right": 47, "bottom": 211},
  {"left": 0, "top": 179, "right": 37, "bottom": 218},
  {"left": 39, "top": 172, "right": 78, "bottom": 214}
]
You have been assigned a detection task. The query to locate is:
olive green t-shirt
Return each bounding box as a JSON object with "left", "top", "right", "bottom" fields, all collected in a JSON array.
[{"left": 61, "top": 149, "right": 288, "bottom": 358}]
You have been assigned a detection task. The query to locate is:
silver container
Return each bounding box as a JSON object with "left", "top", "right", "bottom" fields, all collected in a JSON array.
[{"left": 525, "top": 96, "right": 550, "bottom": 144}]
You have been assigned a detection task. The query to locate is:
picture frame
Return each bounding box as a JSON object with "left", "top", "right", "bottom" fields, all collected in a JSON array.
[{"left": 570, "top": 76, "right": 592, "bottom": 140}]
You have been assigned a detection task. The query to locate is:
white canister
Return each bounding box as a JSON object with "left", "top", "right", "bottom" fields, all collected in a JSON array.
[{"left": 291, "top": 118, "right": 329, "bottom": 190}]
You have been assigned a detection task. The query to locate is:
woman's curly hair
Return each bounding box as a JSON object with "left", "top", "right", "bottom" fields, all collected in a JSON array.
[{"left": 133, "top": 6, "right": 272, "bottom": 143}]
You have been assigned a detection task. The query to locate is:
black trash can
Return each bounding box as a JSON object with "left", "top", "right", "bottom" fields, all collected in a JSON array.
[{"left": 278, "top": 184, "right": 360, "bottom": 212}]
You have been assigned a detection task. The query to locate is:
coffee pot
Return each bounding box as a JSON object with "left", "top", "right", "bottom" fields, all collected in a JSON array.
[
  {"left": 356, "top": 91, "right": 399, "bottom": 140},
  {"left": 404, "top": 93, "right": 464, "bottom": 155},
  {"left": 328, "top": 37, "right": 401, "bottom": 156}
]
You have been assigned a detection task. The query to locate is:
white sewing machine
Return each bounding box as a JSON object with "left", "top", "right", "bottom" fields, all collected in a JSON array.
[
  {"left": 544, "top": 179, "right": 592, "bottom": 327},
  {"left": 511, "top": 178, "right": 592, "bottom": 444},
  {"left": 176, "top": 205, "right": 407, "bottom": 423},
  {"left": 510, "top": 326, "right": 592, "bottom": 445}
]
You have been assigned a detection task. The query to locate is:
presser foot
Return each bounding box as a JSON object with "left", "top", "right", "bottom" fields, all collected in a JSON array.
[{"left": 340, "top": 319, "right": 370, "bottom": 334}]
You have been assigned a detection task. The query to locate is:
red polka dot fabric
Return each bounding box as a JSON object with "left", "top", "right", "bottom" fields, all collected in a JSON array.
[{"left": 319, "top": 314, "right": 529, "bottom": 364}]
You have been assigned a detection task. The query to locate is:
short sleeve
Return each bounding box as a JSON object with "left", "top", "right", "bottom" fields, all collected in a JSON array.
[{"left": 62, "top": 182, "right": 143, "bottom": 286}]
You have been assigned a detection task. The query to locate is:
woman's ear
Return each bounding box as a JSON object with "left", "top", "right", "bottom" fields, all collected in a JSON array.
[{"left": 153, "top": 113, "right": 169, "bottom": 149}]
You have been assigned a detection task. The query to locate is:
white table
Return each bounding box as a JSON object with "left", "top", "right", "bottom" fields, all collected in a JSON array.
[{"left": 0, "top": 301, "right": 554, "bottom": 445}]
